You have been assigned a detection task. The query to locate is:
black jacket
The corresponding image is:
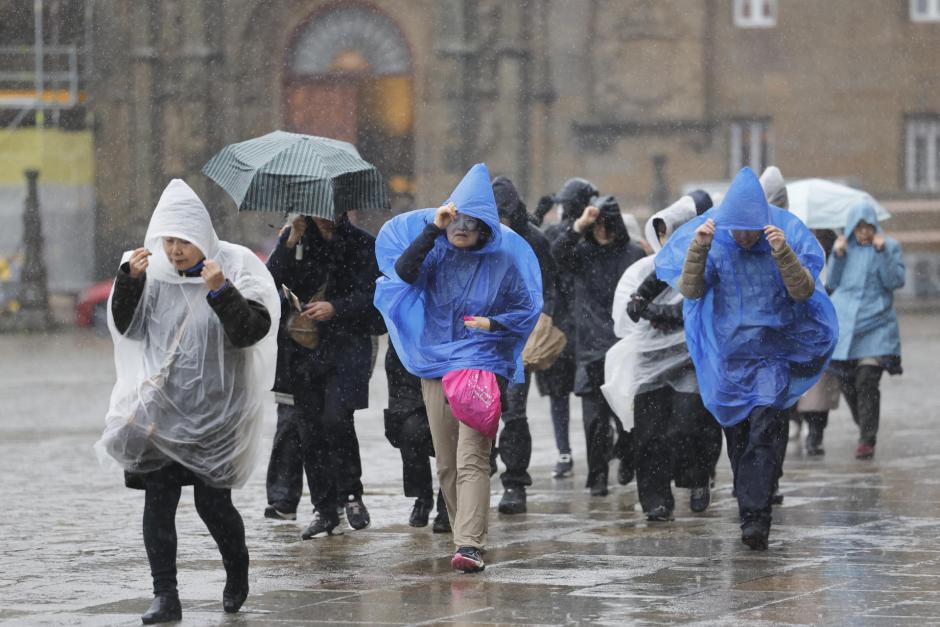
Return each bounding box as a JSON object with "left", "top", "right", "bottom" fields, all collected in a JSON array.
[
  {"left": 551, "top": 218, "right": 646, "bottom": 390},
  {"left": 266, "top": 216, "right": 383, "bottom": 408},
  {"left": 111, "top": 263, "right": 271, "bottom": 347},
  {"left": 492, "top": 177, "right": 558, "bottom": 318}
]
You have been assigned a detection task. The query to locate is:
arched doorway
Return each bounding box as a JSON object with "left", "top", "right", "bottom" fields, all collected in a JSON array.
[{"left": 284, "top": 4, "right": 415, "bottom": 232}]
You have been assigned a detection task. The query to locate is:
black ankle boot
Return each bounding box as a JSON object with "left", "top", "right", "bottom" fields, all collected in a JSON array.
[
  {"left": 141, "top": 592, "right": 181, "bottom": 624},
  {"left": 222, "top": 556, "right": 249, "bottom": 614},
  {"left": 741, "top": 520, "right": 770, "bottom": 551}
]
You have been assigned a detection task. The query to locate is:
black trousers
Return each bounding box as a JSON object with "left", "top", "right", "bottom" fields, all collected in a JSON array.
[
  {"left": 580, "top": 389, "right": 616, "bottom": 488},
  {"left": 837, "top": 364, "right": 883, "bottom": 445},
  {"left": 633, "top": 387, "right": 722, "bottom": 512},
  {"left": 724, "top": 406, "right": 789, "bottom": 525},
  {"left": 143, "top": 465, "right": 247, "bottom": 596},
  {"left": 498, "top": 371, "right": 533, "bottom": 489},
  {"left": 384, "top": 406, "right": 435, "bottom": 500},
  {"left": 266, "top": 403, "right": 312, "bottom": 512}
]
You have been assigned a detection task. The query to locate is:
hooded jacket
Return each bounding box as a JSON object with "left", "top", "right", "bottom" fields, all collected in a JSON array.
[
  {"left": 551, "top": 195, "right": 646, "bottom": 390},
  {"left": 374, "top": 164, "right": 543, "bottom": 384},
  {"left": 827, "top": 201, "right": 904, "bottom": 362},
  {"left": 266, "top": 213, "right": 383, "bottom": 409},
  {"left": 96, "top": 179, "right": 279, "bottom": 489},
  {"left": 655, "top": 167, "right": 838, "bottom": 427},
  {"left": 760, "top": 166, "right": 789, "bottom": 210},
  {"left": 492, "top": 176, "right": 557, "bottom": 317}
]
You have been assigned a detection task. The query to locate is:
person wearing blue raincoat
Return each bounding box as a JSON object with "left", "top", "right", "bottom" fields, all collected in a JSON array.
[
  {"left": 374, "top": 163, "right": 542, "bottom": 573},
  {"left": 655, "top": 167, "right": 837, "bottom": 551},
  {"left": 827, "top": 200, "right": 904, "bottom": 460}
]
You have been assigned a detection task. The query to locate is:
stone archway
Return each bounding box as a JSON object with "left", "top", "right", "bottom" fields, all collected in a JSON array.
[{"left": 284, "top": 4, "right": 415, "bottom": 230}]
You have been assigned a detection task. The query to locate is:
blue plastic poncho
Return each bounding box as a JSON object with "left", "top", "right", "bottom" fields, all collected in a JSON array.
[
  {"left": 655, "top": 167, "right": 838, "bottom": 427},
  {"left": 827, "top": 200, "right": 904, "bottom": 361},
  {"left": 373, "top": 164, "right": 543, "bottom": 384}
]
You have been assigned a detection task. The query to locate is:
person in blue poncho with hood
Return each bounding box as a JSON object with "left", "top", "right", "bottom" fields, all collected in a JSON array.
[
  {"left": 655, "top": 167, "right": 837, "bottom": 550},
  {"left": 374, "top": 164, "right": 542, "bottom": 573},
  {"left": 827, "top": 200, "right": 904, "bottom": 460}
]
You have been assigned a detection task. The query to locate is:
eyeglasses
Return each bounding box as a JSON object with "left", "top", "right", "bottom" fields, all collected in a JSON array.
[{"left": 447, "top": 214, "right": 480, "bottom": 232}]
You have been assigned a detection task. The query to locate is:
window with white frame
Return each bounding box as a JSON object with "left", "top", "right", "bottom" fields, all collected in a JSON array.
[
  {"left": 729, "top": 119, "right": 773, "bottom": 176},
  {"left": 911, "top": 0, "right": 940, "bottom": 22},
  {"left": 906, "top": 117, "right": 940, "bottom": 192},
  {"left": 734, "top": 0, "right": 777, "bottom": 28}
]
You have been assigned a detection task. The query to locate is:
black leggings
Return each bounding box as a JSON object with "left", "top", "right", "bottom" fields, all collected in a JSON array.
[{"left": 143, "top": 468, "right": 248, "bottom": 596}]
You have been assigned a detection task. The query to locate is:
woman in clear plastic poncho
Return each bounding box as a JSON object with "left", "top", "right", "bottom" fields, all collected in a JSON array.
[
  {"left": 602, "top": 195, "right": 722, "bottom": 522},
  {"left": 655, "top": 167, "right": 837, "bottom": 551},
  {"left": 95, "top": 179, "right": 278, "bottom": 622},
  {"left": 374, "top": 163, "right": 542, "bottom": 574}
]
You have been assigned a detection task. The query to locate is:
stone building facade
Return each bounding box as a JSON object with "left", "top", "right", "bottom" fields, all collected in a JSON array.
[{"left": 88, "top": 0, "right": 940, "bottom": 275}]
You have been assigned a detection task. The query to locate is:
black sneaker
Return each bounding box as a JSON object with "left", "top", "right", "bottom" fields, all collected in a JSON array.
[
  {"left": 690, "top": 485, "right": 711, "bottom": 513},
  {"left": 451, "top": 545, "right": 485, "bottom": 573},
  {"left": 345, "top": 495, "right": 371, "bottom": 531},
  {"left": 741, "top": 520, "right": 770, "bottom": 551},
  {"left": 432, "top": 504, "right": 451, "bottom": 533},
  {"left": 141, "top": 592, "right": 182, "bottom": 624},
  {"left": 301, "top": 510, "right": 344, "bottom": 540},
  {"left": 498, "top": 487, "right": 527, "bottom": 515},
  {"left": 264, "top": 505, "right": 297, "bottom": 521},
  {"left": 552, "top": 454, "right": 573, "bottom": 478},
  {"left": 409, "top": 497, "right": 433, "bottom": 527},
  {"left": 646, "top": 505, "right": 674, "bottom": 522}
]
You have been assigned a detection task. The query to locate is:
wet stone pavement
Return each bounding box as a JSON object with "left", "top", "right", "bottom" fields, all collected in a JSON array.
[{"left": 1, "top": 311, "right": 940, "bottom": 626}]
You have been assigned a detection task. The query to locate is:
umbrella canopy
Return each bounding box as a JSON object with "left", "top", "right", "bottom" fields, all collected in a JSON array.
[
  {"left": 787, "top": 178, "right": 891, "bottom": 229},
  {"left": 202, "top": 130, "right": 389, "bottom": 220}
]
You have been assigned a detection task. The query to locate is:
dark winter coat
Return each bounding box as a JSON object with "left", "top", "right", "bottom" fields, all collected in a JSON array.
[
  {"left": 266, "top": 215, "right": 383, "bottom": 409},
  {"left": 492, "top": 176, "right": 557, "bottom": 317},
  {"left": 551, "top": 198, "right": 646, "bottom": 393}
]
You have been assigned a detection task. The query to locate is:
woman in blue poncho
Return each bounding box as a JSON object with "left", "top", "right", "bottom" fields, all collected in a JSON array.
[
  {"left": 655, "top": 167, "right": 837, "bottom": 551},
  {"left": 827, "top": 200, "right": 904, "bottom": 460},
  {"left": 374, "top": 164, "right": 542, "bottom": 573}
]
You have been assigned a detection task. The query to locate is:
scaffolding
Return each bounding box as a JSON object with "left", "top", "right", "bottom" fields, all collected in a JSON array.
[{"left": 0, "top": 0, "right": 88, "bottom": 130}]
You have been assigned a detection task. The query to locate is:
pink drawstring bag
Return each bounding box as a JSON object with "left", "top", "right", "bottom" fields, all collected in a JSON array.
[{"left": 441, "top": 369, "right": 501, "bottom": 440}]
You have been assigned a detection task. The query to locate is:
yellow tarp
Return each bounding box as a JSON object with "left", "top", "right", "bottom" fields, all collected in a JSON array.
[{"left": 0, "top": 128, "right": 93, "bottom": 185}]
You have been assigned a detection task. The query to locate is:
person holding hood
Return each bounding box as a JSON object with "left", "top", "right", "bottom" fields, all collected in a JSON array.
[
  {"left": 490, "top": 176, "right": 558, "bottom": 514},
  {"left": 96, "top": 180, "right": 278, "bottom": 623},
  {"left": 536, "top": 177, "right": 599, "bottom": 479},
  {"left": 603, "top": 194, "right": 722, "bottom": 521},
  {"left": 827, "top": 201, "right": 904, "bottom": 460},
  {"left": 552, "top": 195, "right": 647, "bottom": 496},
  {"left": 374, "top": 164, "right": 542, "bottom": 573},
  {"left": 264, "top": 210, "right": 383, "bottom": 540},
  {"left": 655, "top": 167, "right": 837, "bottom": 550}
]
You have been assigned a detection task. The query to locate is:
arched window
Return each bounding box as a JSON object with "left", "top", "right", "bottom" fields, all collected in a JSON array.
[{"left": 284, "top": 5, "right": 416, "bottom": 231}]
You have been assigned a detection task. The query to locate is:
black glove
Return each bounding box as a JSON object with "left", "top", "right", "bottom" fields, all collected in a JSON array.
[
  {"left": 626, "top": 294, "right": 648, "bottom": 323},
  {"left": 530, "top": 194, "right": 555, "bottom": 226},
  {"left": 642, "top": 302, "right": 684, "bottom": 332}
]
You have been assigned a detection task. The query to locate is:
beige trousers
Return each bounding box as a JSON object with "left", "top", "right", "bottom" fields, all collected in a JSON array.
[{"left": 421, "top": 378, "right": 493, "bottom": 549}]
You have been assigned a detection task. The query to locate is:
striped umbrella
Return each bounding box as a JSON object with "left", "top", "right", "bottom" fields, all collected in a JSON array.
[{"left": 202, "top": 130, "right": 389, "bottom": 220}]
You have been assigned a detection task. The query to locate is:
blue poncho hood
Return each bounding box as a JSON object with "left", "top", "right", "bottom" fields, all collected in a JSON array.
[
  {"left": 374, "top": 164, "right": 543, "bottom": 383},
  {"left": 654, "top": 167, "right": 838, "bottom": 427}
]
